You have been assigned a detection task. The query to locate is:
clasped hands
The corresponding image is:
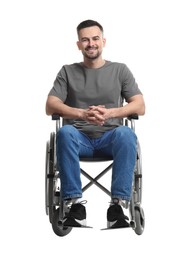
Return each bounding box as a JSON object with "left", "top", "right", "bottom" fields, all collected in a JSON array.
[{"left": 83, "top": 105, "right": 111, "bottom": 126}]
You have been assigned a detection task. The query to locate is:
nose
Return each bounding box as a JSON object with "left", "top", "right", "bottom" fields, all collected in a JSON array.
[{"left": 88, "top": 38, "right": 95, "bottom": 46}]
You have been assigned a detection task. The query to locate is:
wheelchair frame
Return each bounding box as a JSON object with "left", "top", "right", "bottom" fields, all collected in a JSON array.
[{"left": 45, "top": 114, "right": 145, "bottom": 236}]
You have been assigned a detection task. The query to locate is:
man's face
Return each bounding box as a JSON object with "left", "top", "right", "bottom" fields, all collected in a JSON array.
[{"left": 77, "top": 26, "right": 106, "bottom": 60}]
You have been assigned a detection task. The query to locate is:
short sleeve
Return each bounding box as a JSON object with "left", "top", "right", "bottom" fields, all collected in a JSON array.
[
  {"left": 48, "top": 66, "right": 68, "bottom": 102},
  {"left": 121, "top": 64, "right": 142, "bottom": 101}
]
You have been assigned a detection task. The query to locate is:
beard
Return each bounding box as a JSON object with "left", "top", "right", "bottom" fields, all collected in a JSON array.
[{"left": 83, "top": 47, "right": 102, "bottom": 60}]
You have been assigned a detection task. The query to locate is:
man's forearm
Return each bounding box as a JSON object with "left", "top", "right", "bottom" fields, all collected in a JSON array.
[
  {"left": 110, "top": 103, "right": 144, "bottom": 119},
  {"left": 46, "top": 97, "right": 84, "bottom": 119}
]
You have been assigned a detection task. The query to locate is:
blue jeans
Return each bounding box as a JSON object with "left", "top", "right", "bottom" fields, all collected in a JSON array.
[{"left": 56, "top": 125, "right": 137, "bottom": 201}]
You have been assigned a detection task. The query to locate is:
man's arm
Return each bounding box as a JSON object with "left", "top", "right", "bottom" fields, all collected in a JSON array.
[
  {"left": 46, "top": 94, "right": 145, "bottom": 125},
  {"left": 46, "top": 96, "right": 83, "bottom": 118},
  {"left": 110, "top": 94, "right": 145, "bottom": 118}
]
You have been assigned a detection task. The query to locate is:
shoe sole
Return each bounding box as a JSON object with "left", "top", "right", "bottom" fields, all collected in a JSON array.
[
  {"left": 107, "top": 219, "right": 130, "bottom": 228},
  {"left": 63, "top": 217, "right": 87, "bottom": 227}
]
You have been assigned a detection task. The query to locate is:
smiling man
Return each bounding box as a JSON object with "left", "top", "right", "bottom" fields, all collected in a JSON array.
[
  {"left": 46, "top": 19, "right": 145, "bottom": 229},
  {"left": 77, "top": 24, "right": 106, "bottom": 63}
]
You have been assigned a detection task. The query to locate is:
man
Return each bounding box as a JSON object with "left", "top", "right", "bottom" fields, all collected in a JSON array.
[{"left": 46, "top": 19, "right": 145, "bottom": 228}]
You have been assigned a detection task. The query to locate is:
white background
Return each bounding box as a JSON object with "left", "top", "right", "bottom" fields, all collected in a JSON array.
[{"left": 1, "top": 0, "right": 184, "bottom": 259}]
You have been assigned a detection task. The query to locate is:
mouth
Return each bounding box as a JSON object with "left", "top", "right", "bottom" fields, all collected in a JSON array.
[{"left": 85, "top": 47, "right": 97, "bottom": 52}]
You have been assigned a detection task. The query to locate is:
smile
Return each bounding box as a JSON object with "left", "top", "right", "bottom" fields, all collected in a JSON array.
[{"left": 86, "top": 47, "right": 97, "bottom": 51}]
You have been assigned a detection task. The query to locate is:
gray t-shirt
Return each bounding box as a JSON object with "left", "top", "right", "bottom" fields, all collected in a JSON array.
[{"left": 49, "top": 61, "right": 142, "bottom": 138}]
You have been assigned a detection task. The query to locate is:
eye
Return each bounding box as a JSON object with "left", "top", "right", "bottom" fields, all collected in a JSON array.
[
  {"left": 81, "top": 38, "right": 88, "bottom": 42},
  {"left": 93, "top": 36, "right": 100, "bottom": 41}
]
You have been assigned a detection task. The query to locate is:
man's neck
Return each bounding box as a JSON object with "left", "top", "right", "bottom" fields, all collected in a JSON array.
[{"left": 83, "top": 58, "right": 106, "bottom": 69}]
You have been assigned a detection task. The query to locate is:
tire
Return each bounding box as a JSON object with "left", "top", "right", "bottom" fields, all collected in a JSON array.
[
  {"left": 52, "top": 208, "right": 72, "bottom": 237},
  {"left": 45, "top": 141, "right": 49, "bottom": 215},
  {"left": 134, "top": 207, "right": 145, "bottom": 235},
  {"left": 45, "top": 132, "right": 56, "bottom": 223},
  {"left": 134, "top": 140, "right": 142, "bottom": 203}
]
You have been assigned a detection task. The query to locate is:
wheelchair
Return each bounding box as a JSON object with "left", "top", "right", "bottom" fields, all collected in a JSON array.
[{"left": 45, "top": 114, "right": 145, "bottom": 236}]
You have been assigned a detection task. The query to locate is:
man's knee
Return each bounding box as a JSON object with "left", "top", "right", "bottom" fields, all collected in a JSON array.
[
  {"left": 57, "top": 126, "right": 80, "bottom": 147},
  {"left": 114, "top": 126, "right": 137, "bottom": 144},
  {"left": 57, "top": 125, "right": 76, "bottom": 138}
]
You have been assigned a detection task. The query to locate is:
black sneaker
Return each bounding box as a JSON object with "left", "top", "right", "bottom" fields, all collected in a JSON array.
[
  {"left": 107, "top": 204, "right": 129, "bottom": 228},
  {"left": 63, "top": 202, "right": 87, "bottom": 227}
]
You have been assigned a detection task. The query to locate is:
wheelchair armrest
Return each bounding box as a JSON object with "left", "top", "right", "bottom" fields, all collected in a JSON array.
[
  {"left": 51, "top": 113, "right": 138, "bottom": 132},
  {"left": 51, "top": 113, "right": 139, "bottom": 124},
  {"left": 51, "top": 114, "right": 138, "bottom": 121},
  {"left": 51, "top": 114, "right": 61, "bottom": 132},
  {"left": 51, "top": 113, "right": 139, "bottom": 122},
  {"left": 127, "top": 114, "right": 139, "bottom": 120},
  {"left": 52, "top": 114, "right": 60, "bottom": 120}
]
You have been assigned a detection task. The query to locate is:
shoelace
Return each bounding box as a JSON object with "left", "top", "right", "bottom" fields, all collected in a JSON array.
[{"left": 65, "top": 199, "right": 87, "bottom": 209}]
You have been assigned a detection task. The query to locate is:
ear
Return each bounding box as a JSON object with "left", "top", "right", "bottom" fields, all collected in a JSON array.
[
  {"left": 103, "top": 38, "right": 106, "bottom": 47},
  {"left": 76, "top": 41, "right": 81, "bottom": 50}
]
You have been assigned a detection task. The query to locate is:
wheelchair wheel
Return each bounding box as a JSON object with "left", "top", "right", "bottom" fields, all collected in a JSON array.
[
  {"left": 45, "top": 132, "right": 56, "bottom": 223},
  {"left": 134, "top": 140, "right": 143, "bottom": 203},
  {"left": 52, "top": 208, "right": 72, "bottom": 237},
  {"left": 45, "top": 141, "right": 49, "bottom": 215},
  {"left": 134, "top": 207, "right": 145, "bottom": 235}
]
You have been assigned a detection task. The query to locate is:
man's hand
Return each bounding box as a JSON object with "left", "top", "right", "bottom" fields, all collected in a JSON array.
[{"left": 83, "top": 105, "right": 111, "bottom": 126}]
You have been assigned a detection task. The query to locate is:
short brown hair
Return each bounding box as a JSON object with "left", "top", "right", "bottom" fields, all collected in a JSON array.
[{"left": 77, "top": 19, "right": 104, "bottom": 34}]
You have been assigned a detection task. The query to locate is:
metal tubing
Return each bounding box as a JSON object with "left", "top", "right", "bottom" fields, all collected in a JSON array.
[{"left": 80, "top": 164, "right": 113, "bottom": 196}]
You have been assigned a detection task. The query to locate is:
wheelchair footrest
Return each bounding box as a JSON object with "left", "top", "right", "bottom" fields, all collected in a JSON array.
[
  {"left": 63, "top": 217, "right": 93, "bottom": 228},
  {"left": 101, "top": 218, "right": 130, "bottom": 230},
  {"left": 101, "top": 226, "right": 130, "bottom": 230},
  {"left": 64, "top": 225, "right": 93, "bottom": 228}
]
